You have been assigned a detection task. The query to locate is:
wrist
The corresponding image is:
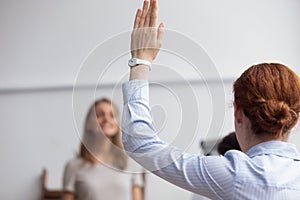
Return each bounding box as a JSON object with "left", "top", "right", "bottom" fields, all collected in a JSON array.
[
  {"left": 129, "top": 64, "right": 149, "bottom": 81},
  {"left": 128, "top": 58, "right": 152, "bottom": 70},
  {"left": 130, "top": 53, "right": 154, "bottom": 63}
]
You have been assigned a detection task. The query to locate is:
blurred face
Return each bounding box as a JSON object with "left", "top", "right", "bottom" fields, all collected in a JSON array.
[{"left": 95, "top": 102, "right": 119, "bottom": 138}]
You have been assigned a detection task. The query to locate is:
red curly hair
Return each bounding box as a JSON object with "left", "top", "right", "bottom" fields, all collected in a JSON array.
[{"left": 234, "top": 63, "right": 300, "bottom": 136}]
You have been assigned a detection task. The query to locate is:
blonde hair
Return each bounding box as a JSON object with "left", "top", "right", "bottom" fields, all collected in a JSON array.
[{"left": 79, "top": 98, "right": 127, "bottom": 170}]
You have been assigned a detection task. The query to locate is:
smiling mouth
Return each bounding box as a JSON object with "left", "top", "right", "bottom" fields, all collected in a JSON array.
[{"left": 101, "top": 124, "right": 113, "bottom": 129}]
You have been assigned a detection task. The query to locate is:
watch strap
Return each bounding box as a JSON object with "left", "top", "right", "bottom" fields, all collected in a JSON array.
[{"left": 128, "top": 58, "right": 152, "bottom": 70}]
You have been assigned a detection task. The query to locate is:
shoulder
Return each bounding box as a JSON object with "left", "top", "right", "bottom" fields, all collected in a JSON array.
[
  {"left": 66, "top": 157, "right": 83, "bottom": 166},
  {"left": 64, "top": 157, "right": 85, "bottom": 172},
  {"left": 63, "top": 158, "right": 84, "bottom": 191},
  {"left": 222, "top": 150, "right": 253, "bottom": 172},
  {"left": 125, "top": 158, "right": 144, "bottom": 173},
  {"left": 125, "top": 158, "right": 145, "bottom": 186},
  {"left": 201, "top": 150, "right": 249, "bottom": 176},
  {"left": 224, "top": 150, "right": 248, "bottom": 160}
]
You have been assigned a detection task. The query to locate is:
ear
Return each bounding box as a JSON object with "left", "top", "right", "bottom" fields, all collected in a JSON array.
[{"left": 234, "top": 102, "right": 243, "bottom": 124}]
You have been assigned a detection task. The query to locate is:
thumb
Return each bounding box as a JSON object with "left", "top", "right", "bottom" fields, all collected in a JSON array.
[{"left": 157, "top": 22, "right": 165, "bottom": 45}]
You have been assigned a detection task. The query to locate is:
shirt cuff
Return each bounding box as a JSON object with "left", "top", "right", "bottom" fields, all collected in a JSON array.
[{"left": 122, "top": 79, "right": 149, "bottom": 105}]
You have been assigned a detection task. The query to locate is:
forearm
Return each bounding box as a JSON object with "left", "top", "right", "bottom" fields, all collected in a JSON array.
[
  {"left": 129, "top": 65, "right": 149, "bottom": 81},
  {"left": 132, "top": 185, "right": 144, "bottom": 200},
  {"left": 121, "top": 80, "right": 228, "bottom": 197},
  {"left": 124, "top": 0, "right": 235, "bottom": 199}
]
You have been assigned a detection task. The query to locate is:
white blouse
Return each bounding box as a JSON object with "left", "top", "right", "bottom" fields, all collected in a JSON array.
[{"left": 63, "top": 157, "right": 144, "bottom": 200}]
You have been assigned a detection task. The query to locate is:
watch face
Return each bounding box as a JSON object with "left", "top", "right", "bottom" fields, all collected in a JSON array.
[{"left": 129, "top": 58, "right": 137, "bottom": 66}]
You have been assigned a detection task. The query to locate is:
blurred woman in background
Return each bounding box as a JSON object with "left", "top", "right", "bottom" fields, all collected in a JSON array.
[{"left": 62, "top": 98, "right": 144, "bottom": 200}]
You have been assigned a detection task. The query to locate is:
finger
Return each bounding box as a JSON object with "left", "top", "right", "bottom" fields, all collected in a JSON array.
[
  {"left": 139, "top": 0, "right": 149, "bottom": 27},
  {"left": 149, "top": 0, "right": 158, "bottom": 27},
  {"left": 144, "top": 0, "right": 153, "bottom": 27},
  {"left": 157, "top": 23, "right": 165, "bottom": 45},
  {"left": 133, "top": 9, "right": 142, "bottom": 29}
]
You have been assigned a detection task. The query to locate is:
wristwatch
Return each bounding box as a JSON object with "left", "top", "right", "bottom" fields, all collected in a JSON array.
[{"left": 128, "top": 58, "right": 151, "bottom": 70}]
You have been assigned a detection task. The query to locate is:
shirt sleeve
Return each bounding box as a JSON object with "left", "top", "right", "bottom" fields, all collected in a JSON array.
[
  {"left": 127, "top": 157, "right": 145, "bottom": 187},
  {"left": 122, "top": 79, "right": 237, "bottom": 199},
  {"left": 62, "top": 159, "right": 77, "bottom": 193},
  {"left": 131, "top": 172, "right": 145, "bottom": 187}
]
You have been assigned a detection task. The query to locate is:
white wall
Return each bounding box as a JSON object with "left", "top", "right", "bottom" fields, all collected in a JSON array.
[
  {"left": 1, "top": 0, "right": 299, "bottom": 89},
  {"left": 0, "top": 81, "right": 237, "bottom": 200},
  {"left": 0, "top": 0, "right": 300, "bottom": 199}
]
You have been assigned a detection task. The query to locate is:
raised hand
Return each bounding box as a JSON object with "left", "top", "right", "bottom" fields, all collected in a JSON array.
[{"left": 130, "top": 0, "right": 164, "bottom": 63}]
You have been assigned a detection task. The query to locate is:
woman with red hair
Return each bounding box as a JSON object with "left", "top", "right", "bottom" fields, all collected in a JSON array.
[{"left": 121, "top": 0, "right": 300, "bottom": 199}]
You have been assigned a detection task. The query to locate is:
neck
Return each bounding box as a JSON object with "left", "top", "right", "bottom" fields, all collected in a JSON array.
[
  {"left": 235, "top": 109, "right": 289, "bottom": 152},
  {"left": 241, "top": 132, "right": 288, "bottom": 152}
]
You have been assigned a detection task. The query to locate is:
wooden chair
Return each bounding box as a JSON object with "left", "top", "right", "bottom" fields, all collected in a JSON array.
[{"left": 40, "top": 168, "right": 63, "bottom": 200}]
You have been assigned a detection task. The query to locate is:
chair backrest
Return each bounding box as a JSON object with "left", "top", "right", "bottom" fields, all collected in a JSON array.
[{"left": 40, "top": 168, "right": 63, "bottom": 200}]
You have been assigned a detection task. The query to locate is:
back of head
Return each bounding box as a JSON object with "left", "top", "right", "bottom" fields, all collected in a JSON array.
[{"left": 234, "top": 63, "right": 300, "bottom": 136}]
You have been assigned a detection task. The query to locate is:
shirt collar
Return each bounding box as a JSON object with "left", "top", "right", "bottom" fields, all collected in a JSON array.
[{"left": 246, "top": 140, "right": 300, "bottom": 161}]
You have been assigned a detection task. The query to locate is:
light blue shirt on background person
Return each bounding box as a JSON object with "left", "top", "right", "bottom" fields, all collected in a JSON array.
[{"left": 121, "top": 79, "right": 300, "bottom": 200}]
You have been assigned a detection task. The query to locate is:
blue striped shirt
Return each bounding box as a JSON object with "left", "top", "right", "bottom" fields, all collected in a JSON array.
[{"left": 122, "top": 79, "right": 300, "bottom": 200}]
